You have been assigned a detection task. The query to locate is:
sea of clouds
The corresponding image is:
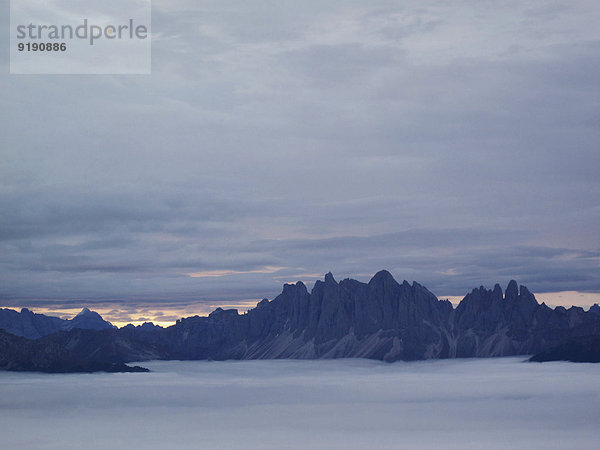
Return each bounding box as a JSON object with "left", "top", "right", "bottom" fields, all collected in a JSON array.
[{"left": 0, "top": 357, "right": 598, "bottom": 449}]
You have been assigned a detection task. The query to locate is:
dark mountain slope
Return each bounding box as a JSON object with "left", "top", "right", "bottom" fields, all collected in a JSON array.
[
  {"left": 0, "top": 328, "right": 160, "bottom": 372},
  {"left": 530, "top": 335, "right": 600, "bottom": 363}
]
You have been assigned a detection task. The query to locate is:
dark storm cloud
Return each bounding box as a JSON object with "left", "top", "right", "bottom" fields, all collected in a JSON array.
[{"left": 1, "top": 0, "right": 599, "bottom": 310}]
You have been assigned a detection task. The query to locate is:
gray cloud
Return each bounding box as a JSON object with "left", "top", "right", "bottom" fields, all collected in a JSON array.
[{"left": 1, "top": 1, "right": 599, "bottom": 310}]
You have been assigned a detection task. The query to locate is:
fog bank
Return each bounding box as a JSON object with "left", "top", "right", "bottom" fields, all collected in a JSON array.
[{"left": 0, "top": 358, "right": 598, "bottom": 449}]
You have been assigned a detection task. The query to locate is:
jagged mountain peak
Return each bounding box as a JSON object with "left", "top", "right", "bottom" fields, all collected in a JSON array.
[
  {"left": 63, "top": 307, "right": 115, "bottom": 331},
  {"left": 209, "top": 308, "right": 239, "bottom": 320},
  {"left": 464, "top": 281, "right": 537, "bottom": 304},
  {"left": 373, "top": 269, "right": 394, "bottom": 280},
  {"left": 75, "top": 307, "right": 94, "bottom": 317},
  {"left": 506, "top": 280, "right": 519, "bottom": 299},
  {"left": 282, "top": 280, "right": 309, "bottom": 295},
  {"left": 324, "top": 272, "right": 337, "bottom": 284},
  {"left": 519, "top": 284, "right": 533, "bottom": 297},
  {"left": 257, "top": 298, "right": 270, "bottom": 308},
  {"left": 368, "top": 269, "right": 398, "bottom": 287}
]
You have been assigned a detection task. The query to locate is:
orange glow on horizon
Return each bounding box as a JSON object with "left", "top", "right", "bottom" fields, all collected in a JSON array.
[{"left": 6, "top": 300, "right": 261, "bottom": 329}]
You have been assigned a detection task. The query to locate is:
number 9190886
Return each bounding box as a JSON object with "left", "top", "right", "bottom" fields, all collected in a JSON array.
[{"left": 18, "top": 42, "right": 67, "bottom": 51}]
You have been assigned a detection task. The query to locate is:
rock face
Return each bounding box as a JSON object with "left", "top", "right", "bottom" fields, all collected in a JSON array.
[
  {"left": 452, "top": 282, "right": 560, "bottom": 357},
  {"left": 122, "top": 271, "right": 600, "bottom": 362},
  {"left": 0, "top": 307, "right": 115, "bottom": 339}
]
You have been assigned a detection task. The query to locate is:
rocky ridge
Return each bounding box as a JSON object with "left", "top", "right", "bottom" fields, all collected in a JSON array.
[
  {"left": 1, "top": 271, "right": 599, "bottom": 371},
  {"left": 122, "top": 270, "right": 600, "bottom": 362}
]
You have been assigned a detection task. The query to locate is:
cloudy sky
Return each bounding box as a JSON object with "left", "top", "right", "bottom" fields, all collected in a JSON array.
[{"left": 1, "top": 0, "right": 599, "bottom": 324}]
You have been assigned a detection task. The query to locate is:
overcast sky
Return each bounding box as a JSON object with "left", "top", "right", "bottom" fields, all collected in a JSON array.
[{"left": 1, "top": 0, "right": 599, "bottom": 318}]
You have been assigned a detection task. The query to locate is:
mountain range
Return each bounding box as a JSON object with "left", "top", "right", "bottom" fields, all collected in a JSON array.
[
  {"left": 0, "top": 306, "right": 115, "bottom": 339},
  {"left": 1, "top": 270, "right": 599, "bottom": 372}
]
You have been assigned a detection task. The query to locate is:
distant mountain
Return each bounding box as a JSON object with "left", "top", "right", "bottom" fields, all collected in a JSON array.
[
  {"left": 1, "top": 271, "right": 599, "bottom": 372},
  {"left": 62, "top": 307, "right": 116, "bottom": 332},
  {"left": 0, "top": 308, "right": 65, "bottom": 339},
  {"left": 0, "top": 307, "right": 115, "bottom": 339}
]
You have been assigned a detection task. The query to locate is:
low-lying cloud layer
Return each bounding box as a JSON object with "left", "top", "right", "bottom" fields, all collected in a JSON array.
[
  {"left": 1, "top": 1, "right": 599, "bottom": 310},
  {"left": 1, "top": 358, "right": 599, "bottom": 449}
]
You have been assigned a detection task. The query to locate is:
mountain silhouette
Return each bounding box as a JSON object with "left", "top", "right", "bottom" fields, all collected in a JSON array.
[{"left": 1, "top": 271, "right": 599, "bottom": 372}]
